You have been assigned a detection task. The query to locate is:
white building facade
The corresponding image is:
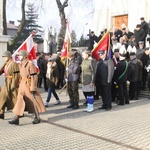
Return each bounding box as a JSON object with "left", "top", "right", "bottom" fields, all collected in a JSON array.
[{"left": 92, "top": 0, "right": 150, "bottom": 35}]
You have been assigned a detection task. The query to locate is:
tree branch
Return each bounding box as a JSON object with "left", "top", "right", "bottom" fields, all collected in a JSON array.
[{"left": 9, "top": 0, "right": 26, "bottom": 51}]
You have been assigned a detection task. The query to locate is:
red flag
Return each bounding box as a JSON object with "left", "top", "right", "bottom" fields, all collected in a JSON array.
[
  {"left": 12, "top": 33, "right": 39, "bottom": 72},
  {"left": 92, "top": 32, "right": 110, "bottom": 60},
  {"left": 61, "top": 19, "right": 72, "bottom": 60}
]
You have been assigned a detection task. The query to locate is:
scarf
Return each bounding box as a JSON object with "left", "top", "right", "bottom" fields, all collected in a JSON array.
[{"left": 46, "top": 61, "right": 56, "bottom": 79}]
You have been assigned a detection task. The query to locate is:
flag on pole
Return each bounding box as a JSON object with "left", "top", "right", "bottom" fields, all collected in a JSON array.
[
  {"left": 92, "top": 32, "right": 110, "bottom": 60},
  {"left": 61, "top": 18, "right": 72, "bottom": 60},
  {"left": 12, "top": 33, "right": 39, "bottom": 72}
]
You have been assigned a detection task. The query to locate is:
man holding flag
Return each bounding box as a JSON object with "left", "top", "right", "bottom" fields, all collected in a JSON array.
[
  {"left": 95, "top": 50, "right": 114, "bottom": 110},
  {"left": 92, "top": 30, "right": 114, "bottom": 110}
]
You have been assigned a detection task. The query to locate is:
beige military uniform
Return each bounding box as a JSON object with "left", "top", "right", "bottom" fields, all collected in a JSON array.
[
  {"left": 13, "top": 58, "right": 46, "bottom": 116},
  {"left": 0, "top": 58, "right": 20, "bottom": 110}
]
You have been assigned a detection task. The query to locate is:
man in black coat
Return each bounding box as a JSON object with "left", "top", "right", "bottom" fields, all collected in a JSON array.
[
  {"left": 134, "top": 24, "right": 145, "bottom": 48},
  {"left": 88, "top": 31, "right": 98, "bottom": 51},
  {"left": 114, "top": 50, "right": 129, "bottom": 105},
  {"left": 140, "top": 17, "right": 149, "bottom": 37},
  {"left": 128, "top": 52, "right": 143, "bottom": 100},
  {"left": 114, "top": 27, "right": 122, "bottom": 42},
  {"left": 95, "top": 50, "right": 114, "bottom": 110}
]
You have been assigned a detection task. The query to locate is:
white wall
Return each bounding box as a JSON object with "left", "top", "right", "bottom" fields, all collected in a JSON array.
[{"left": 93, "top": 0, "right": 150, "bottom": 35}]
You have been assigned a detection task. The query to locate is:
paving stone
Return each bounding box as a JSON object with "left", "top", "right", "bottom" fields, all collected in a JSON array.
[{"left": 0, "top": 88, "right": 150, "bottom": 149}]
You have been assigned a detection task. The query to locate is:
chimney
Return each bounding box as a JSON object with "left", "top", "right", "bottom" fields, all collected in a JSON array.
[{"left": 9, "top": 21, "right": 15, "bottom": 25}]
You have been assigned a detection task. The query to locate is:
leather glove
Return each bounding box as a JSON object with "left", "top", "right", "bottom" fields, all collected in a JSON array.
[{"left": 11, "top": 87, "right": 15, "bottom": 92}]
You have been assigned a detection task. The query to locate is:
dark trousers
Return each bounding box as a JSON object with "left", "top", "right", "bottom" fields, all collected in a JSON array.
[
  {"left": 99, "top": 84, "right": 112, "bottom": 108},
  {"left": 37, "top": 78, "right": 42, "bottom": 88},
  {"left": 46, "top": 86, "right": 59, "bottom": 102},
  {"left": 129, "top": 81, "right": 140, "bottom": 100},
  {"left": 118, "top": 82, "right": 129, "bottom": 104},
  {"left": 142, "top": 70, "right": 148, "bottom": 90},
  {"left": 37, "top": 75, "right": 48, "bottom": 91},
  {"left": 111, "top": 82, "right": 118, "bottom": 102},
  {"left": 148, "top": 73, "right": 150, "bottom": 91},
  {"left": 94, "top": 85, "right": 100, "bottom": 98},
  {"left": 43, "top": 75, "right": 48, "bottom": 91}
]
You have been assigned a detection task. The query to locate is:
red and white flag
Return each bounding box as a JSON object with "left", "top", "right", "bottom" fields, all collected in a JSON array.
[
  {"left": 12, "top": 33, "right": 39, "bottom": 72},
  {"left": 61, "top": 18, "right": 72, "bottom": 60},
  {"left": 92, "top": 32, "right": 110, "bottom": 61}
]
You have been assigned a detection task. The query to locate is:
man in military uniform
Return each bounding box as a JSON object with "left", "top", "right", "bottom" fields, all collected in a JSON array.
[
  {"left": 9, "top": 50, "right": 46, "bottom": 125},
  {"left": 0, "top": 51, "right": 20, "bottom": 119},
  {"left": 66, "top": 51, "right": 80, "bottom": 109}
]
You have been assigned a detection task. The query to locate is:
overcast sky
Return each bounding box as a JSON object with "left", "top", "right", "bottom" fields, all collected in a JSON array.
[{"left": 6, "top": 0, "right": 95, "bottom": 40}]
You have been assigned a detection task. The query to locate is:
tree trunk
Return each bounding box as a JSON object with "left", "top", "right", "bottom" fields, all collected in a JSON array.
[
  {"left": 56, "top": 0, "right": 68, "bottom": 51},
  {"left": 3, "top": 0, "right": 7, "bottom": 35},
  {"left": 7, "top": 0, "right": 26, "bottom": 52}
]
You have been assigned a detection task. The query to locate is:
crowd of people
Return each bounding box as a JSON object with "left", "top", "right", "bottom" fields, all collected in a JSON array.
[{"left": 0, "top": 17, "right": 150, "bottom": 125}]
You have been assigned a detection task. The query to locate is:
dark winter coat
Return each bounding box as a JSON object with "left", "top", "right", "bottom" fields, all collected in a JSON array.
[
  {"left": 128, "top": 58, "right": 143, "bottom": 82},
  {"left": 114, "top": 60, "right": 128, "bottom": 83},
  {"left": 134, "top": 29, "right": 145, "bottom": 44},
  {"left": 95, "top": 58, "right": 114, "bottom": 86}
]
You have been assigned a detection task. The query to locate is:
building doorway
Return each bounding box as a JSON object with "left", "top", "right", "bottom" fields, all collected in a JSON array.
[{"left": 114, "top": 15, "right": 128, "bottom": 29}]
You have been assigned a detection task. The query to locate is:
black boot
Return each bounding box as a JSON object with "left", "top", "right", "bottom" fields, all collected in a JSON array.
[
  {"left": 9, "top": 119, "right": 19, "bottom": 125},
  {"left": 0, "top": 114, "right": 4, "bottom": 119},
  {"left": 67, "top": 103, "right": 74, "bottom": 108},
  {"left": 32, "top": 118, "right": 41, "bottom": 124},
  {"left": 72, "top": 102, "right": 79, "bottom": 109}
]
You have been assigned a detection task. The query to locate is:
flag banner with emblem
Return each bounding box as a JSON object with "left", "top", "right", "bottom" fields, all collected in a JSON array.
[
  {"left": 92, "top": 32, "right": 110, "bottom": 60},
  {"left": 61, "top": 18, "right": 72, "bottom": 60},
  {"left": 12, "top": 33, "right": 39, "bottom": 72}
]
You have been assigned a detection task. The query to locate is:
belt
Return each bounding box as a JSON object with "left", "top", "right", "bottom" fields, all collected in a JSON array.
[{"left": 6, "top": 76, "right": 13, "bottom": 79}]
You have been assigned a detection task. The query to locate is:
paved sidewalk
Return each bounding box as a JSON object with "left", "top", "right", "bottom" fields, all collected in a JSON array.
[{"left": 0, "top": 88, "right": 150, "bottom": 150}]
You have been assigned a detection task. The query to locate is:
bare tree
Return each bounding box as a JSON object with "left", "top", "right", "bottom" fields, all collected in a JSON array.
[
  {"left": 3, "top": 0, "right": 7, "bottom": 35},
  {"left": 3, "top": 0, "right": 26, "bottom": 52},
  {"left": 56, "top": 0, "right": 68, "bottom": 51}
]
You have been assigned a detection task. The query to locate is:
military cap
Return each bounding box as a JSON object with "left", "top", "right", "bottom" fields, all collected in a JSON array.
[
  {"left": 18, "top": 50, "right": 28, "bottom": 57},
  {"left": 98, "top": 50, "right": 105, "bottom": 55},
  {"left": 2, "top": 51, "right": 12, "bottom": 57}
]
